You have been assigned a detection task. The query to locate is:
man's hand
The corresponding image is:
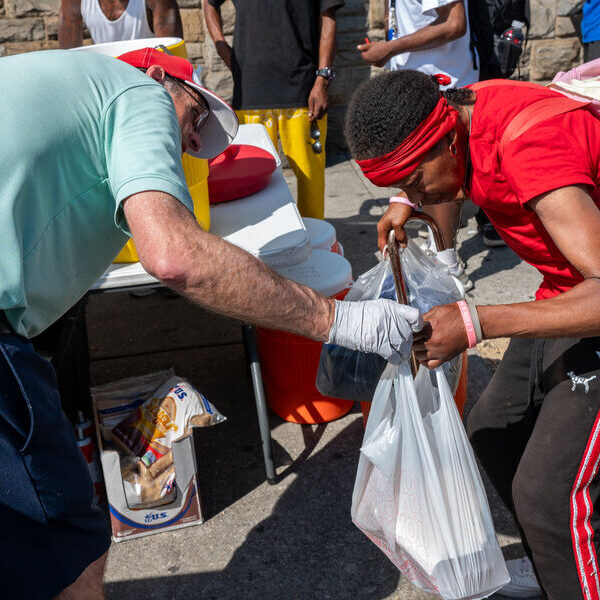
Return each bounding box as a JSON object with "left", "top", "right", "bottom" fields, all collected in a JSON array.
[
  {"left": 308, "top": 78, "right": 329, "bottom": 122},
  {"left": 357, "top": 40, "right": 393, "bottom": 67},
  {"left": 413, "top": 303, "right": 468, "bottom": 368},
  {"left": 377, "top": 201, "right": 413, "bottom": 252},
  {"left": 357, "top": 3, "right": 467, "bottom": 67},
  {"left": 327, "top": 299, "right": 423, "bottom": 365}
]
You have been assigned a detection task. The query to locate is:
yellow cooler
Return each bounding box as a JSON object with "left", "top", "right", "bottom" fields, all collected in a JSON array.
[
  {"left": 72, "top": 37, "right": 211, "bottom": 263},
  {"left": 114, "top": 154, "right": 210, "bottom": 262}
]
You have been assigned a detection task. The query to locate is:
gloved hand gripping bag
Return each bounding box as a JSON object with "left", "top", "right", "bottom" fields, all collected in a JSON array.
[
  {"left": 316, "top": 239, "right": 463, "bottom": 403},
  {"left": 316, "top": 260, "right": 390, "bottom": 403}
]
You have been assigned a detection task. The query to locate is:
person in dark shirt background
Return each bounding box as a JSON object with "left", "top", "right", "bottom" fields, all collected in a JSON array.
[{"left": 203, "top": 0, "right": 344, "bottom": 220}]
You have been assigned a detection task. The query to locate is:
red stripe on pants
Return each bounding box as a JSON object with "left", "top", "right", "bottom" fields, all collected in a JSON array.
[{"left": 571, "top": 411, "right": 600, "bottom": 600}]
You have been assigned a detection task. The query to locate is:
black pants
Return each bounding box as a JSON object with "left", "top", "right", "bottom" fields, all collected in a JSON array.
[
  {"left": 467, "top": 337, "right": 600, "bottom": 600},
  {"left": 584, "top": 41, "right": 600, "bottom": 63}
]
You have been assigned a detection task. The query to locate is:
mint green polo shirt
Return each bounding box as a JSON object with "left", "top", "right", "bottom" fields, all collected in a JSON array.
[{"left": 0, "top": 50, "right": 194, "bottom": 337}]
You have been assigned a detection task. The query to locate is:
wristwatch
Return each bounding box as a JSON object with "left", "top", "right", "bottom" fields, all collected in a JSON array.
[{"left": 316, "top": 66, "right": 336, "bottom": 81}]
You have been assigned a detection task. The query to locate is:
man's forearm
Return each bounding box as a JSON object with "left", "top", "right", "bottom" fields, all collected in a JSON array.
[
  {"left": 388, "top": 19, "right": 465, "bottom": 55},
  {"left": 318, "top": 10, "right": 337, "bottom": 69},
  {"left": 478, "top": 279, "right": 600, "bottom": 340},
  {"left": 126, "top": 192, "right": 335, "bottom": 340},
  {"left": 151, "top": 3, "right": 183, "bottom": 37},
  {"left": 168, "top": 230, "right": 335, "bottom": 340},
  {"left": 202, "top": 0, "right": 232, "bottom": 68},
  {"left": 58, "top": 7, "right": 83, "bottom": 48},
  {"left": 202, "top": 0, "right": 226, "bottom": 42},
  {"left": 386, "top": 1, "right": 467, "bottom": 57}
]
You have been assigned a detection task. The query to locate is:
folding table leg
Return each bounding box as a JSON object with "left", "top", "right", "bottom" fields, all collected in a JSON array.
[{"left": 242, "top": 324, "right": 277, "bottom": 484}]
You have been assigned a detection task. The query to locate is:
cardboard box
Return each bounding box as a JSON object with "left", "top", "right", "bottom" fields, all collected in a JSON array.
[{"left": 93, "top": 404, "right": 204, "bottom": 542}]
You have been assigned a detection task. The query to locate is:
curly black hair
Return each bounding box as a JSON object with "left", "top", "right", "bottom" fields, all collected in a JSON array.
[{"left": 344, "top": 70, "right": 472, "bottom": 160}]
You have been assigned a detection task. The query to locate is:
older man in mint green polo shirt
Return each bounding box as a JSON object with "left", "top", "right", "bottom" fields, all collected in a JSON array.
[{"left": 0, "top": 48, "right": 423, "bottom": 599}]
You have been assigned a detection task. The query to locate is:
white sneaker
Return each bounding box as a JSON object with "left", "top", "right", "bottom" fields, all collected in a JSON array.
[
  {"left": 447, "top": 259, "right": 474, "bottom": 292},
  {"left": 499, "top": 557, "right": 543, "bottom": 598},
  {"left": 419, "top": 234, "right": 434, "bottom": 255},
  {"left": 420, "top": 244, "right": 474, "bottom": 293}
]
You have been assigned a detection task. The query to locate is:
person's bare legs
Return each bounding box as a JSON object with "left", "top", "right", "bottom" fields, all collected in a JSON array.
[
  {"left": 420, "top": 201, "right": 462, "bottom": 251},
  {"left": 54, "top": 551, "right": 108, "bottom": 600}
]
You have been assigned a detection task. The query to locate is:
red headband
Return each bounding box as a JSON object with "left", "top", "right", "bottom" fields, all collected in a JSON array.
[{"left": 355, "top": 97, "right": 458, "bottom": 187}]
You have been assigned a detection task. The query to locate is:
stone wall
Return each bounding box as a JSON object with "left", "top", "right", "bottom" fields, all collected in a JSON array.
[{"left": 0, "top": 0, "right": 585, "bottom": 150}]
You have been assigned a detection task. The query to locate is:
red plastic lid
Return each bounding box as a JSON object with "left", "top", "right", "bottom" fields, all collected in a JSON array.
[{"left": 208, "top": 144, "right": 277, "bottom": 204}]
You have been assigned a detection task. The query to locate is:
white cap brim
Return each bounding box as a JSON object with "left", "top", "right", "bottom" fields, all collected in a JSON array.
[{"left": 186, "top": 72, "right": 238, "bottom": 159}]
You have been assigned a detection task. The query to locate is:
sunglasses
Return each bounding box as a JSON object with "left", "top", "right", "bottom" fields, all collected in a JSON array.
[
  {"left": 309, "top": 123, "right": 322, "bottom": 154},
  {"left": 170, "top": 77, "right": 211, "bottom": 134}
]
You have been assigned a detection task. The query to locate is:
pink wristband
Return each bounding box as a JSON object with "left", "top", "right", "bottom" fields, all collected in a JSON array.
[
  {"left": 457, "top": 300, "right": 478, "bottom": 349},
  {"left": 389, "top": 195, "right": 418, "bottom": 209}
]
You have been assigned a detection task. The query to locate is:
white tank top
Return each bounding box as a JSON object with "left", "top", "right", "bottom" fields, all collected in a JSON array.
[{"left": 81, "top": 0, "right": 154, "bottom": 44}]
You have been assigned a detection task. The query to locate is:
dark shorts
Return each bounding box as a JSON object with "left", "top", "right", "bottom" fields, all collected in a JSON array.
[{"left": 0, "top": 333, "right": 110, "bottom": 600}]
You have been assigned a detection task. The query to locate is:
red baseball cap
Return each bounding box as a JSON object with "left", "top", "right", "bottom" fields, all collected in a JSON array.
[{"left": 117, "top": 47, "right": 238, "bottom": 159}]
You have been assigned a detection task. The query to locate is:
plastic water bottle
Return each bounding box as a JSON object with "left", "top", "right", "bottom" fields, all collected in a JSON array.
[
  {"left": 74, "top": 409, "right": 94, "bottom": 439},
  {"left": 387, "top": 3, "right": 398, "bottom": 41},
  {"left": 497, "top": 20, "right": 525, "bottom": 77}
]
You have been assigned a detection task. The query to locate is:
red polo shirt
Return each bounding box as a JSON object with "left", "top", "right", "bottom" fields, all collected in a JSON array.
[{"left": 467, "top": 82, "right": 600, "bottom": 299}]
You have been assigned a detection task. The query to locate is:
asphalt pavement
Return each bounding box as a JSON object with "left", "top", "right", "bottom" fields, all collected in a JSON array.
[{"left": 88, "top": 155, "right": 543, "bottom": 599}]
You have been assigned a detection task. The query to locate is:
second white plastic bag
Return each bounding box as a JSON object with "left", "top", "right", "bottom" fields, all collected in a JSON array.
[{"left": 351, "top": 362, "right": 509, "bottom": 600}]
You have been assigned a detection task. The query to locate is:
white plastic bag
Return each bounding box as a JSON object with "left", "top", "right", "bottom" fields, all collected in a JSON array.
[
  {"left": 317, "top": 239, "right": 464, "bottom": 402},
  {"left": 315, "top": 260, "right": 390, "bottom": 402},
  {"left": 352, "top": 363, "right": 509, "bottom": 599},
  {"left": 396, "top": 239, "right": 464, "bottom": 393},
  {"left": 397, "top": 239, "right": 463, "bottom": 313}
]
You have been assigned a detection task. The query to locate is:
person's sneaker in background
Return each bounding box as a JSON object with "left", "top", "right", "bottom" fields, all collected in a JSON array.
[
  {"left": 434, "top": 248, "right": 474, "bottom": 292},
  {"left": 448, "top": 260, "right": 474, "bottom": 293},
  {"left": 419, "top": 234, "right": 434, "bottom": 255},
  {"left": 479, "top": 222, "right": 507, "bottom": 247},
  {"left": 499, "top": 557, "right": 543, "bottom": 598},
  {"left": 475, "top": 208, "right": 506, "bottom": 248}
]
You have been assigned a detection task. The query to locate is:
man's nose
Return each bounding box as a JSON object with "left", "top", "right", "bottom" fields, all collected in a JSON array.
[{"left": 188, "top": 130, "right": 202, "bottom": 154}]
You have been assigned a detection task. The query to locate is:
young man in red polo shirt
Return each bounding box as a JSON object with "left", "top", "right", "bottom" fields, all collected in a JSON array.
[{"left": 345, "top": 69, "right": 600, "bottom": 599}]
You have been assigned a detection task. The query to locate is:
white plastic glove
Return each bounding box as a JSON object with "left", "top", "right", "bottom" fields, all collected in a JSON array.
[{"left": 327, "top": 299, "right": 423, "bottom": 365}]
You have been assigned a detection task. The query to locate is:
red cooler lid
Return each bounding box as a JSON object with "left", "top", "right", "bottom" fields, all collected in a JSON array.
[{"left": 208, "top": 144, "right": 277, "bottom": 204}]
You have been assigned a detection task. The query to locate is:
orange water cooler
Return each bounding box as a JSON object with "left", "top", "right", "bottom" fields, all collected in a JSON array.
[{"left": 256, "top": 223, "right": 355, "bottom": 424}]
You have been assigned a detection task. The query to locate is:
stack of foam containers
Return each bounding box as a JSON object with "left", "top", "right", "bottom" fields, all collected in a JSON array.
[{"left": 256, "top": 219, "right": 355, "bottom": 424}]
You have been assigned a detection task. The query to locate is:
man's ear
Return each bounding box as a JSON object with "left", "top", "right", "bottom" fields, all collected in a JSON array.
[{"left": 145, "top": 64, "right": 167, "bottom": 85}]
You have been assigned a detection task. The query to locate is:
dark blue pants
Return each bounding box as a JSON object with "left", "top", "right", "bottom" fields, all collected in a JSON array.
[{"left": 0, "top": 333, "right": 110, "bottom": 599}]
